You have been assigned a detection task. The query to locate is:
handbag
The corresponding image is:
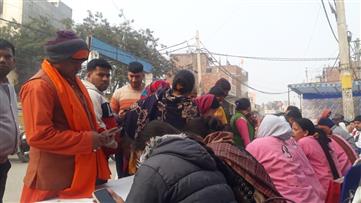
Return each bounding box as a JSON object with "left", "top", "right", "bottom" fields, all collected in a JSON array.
[
  {"left": 325, "top": 178, "right": 343, "bottom": 203},
  {"left": 317, "top": 136, "right": 343, "bottom": 203}
]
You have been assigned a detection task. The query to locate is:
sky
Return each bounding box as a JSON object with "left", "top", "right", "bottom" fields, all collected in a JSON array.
[{"left": 62, "top": 0, "right": 360, "bottom": 104}]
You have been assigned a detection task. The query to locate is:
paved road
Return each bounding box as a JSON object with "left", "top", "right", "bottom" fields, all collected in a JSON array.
[
  {"left": 3, "top": 155, "right": 117, "bottom": 203},
  {"left": 3, "top": 155, "right": 27, "bottom": 203}
]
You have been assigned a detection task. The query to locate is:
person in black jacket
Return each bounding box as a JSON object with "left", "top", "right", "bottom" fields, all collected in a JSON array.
[{"left": 121, "top": 120, "right": 237, "bottom": 203}]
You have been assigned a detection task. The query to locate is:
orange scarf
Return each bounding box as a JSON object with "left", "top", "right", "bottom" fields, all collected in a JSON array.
[{"left": 41, "top": 60, "right": 111, "bottom": 198}]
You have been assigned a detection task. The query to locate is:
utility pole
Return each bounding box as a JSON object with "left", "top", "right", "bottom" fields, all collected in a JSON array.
[
  {"left": 335, "top": 0, "right": 354, "bottom": 121},
  {"left": 196, "top": 31, "right": 203, "bottom": 96},
  {"left": 355, "top": 39, "right": 361, "bottom": 79},
  {"left": 305, "top": 67, "right": 309, "bottom": 82}
]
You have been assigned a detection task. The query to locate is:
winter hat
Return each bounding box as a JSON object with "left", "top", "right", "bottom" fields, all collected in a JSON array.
[
  {"left": 318, "top": 118, "right": 335, "bottom": 128},
  {"left": 194, "top": 94, "right": 219, "bottom": 115},
  {"left": 150, "top": 80, "right": 169, "bottom": 93},
  {"left": 44, "top": 30, "right": 89, "bottom": 62}
]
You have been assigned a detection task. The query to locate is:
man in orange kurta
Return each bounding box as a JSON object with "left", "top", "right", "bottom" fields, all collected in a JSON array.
[{"left": 20, "top": 31, "right": 117, "bottom": 202}]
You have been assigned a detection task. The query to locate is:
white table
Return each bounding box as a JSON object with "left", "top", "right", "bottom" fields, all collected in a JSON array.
[{"left": 38, "top": 176, "right": 134, "bottom": 203}]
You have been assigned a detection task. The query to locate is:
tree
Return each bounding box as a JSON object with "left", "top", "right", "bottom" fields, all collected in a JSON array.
[
  {"left": 0, "top": 11, "right": 172, "bottom": 92},
  {"left": 72, "top": 11, "right": 173, "bottom": 90},
  {"left": 0, "top": 17, "right": 56, "bottom": 91}
]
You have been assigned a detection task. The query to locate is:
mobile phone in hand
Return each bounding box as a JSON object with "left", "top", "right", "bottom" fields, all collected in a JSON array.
[
  {"left": 101, "top": 127, "right": 121, "bottom": 137},
  {"left": 93, "top": 188, "right": 117, "bottom": 203}
]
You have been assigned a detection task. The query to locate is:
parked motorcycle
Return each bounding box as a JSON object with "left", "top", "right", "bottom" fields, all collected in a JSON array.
[
  {"left": 17, "top": 105, "right": 30, "bottom": 163},
  {"left": 17, "top": 130, "right": 29, "bottom": 163}
]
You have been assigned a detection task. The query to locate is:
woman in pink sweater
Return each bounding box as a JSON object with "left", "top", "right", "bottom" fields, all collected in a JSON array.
[
  {"left": 246, "top": 115, "right": 324, "bottom": 202},
  {"left": 292, "top": 118, "right": 343, "bottom": 199}
]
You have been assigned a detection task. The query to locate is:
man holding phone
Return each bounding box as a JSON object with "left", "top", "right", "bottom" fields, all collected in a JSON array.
[
  {"left": 20, "top": 31, "right": 117, "bottom": 202},
  {"left": 110, "top": 62, "right": 144, "bottom": 178},
  {"left": 83, "top": 58, "right": 119, "bottom": 160},
  {"left": 110, "top": 61, "right": 144, "bottom": 117},
  {"left": 83, "top": 58, "right": 113, "bottom": 129}
]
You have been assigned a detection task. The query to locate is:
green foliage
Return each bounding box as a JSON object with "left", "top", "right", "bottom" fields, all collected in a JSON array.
[
  {"left": 0, "top": 11, "right": 172, "bottom": 92},
  {"left": 73, "top": 11, "right": 172, "bottom": 89},
  {"left": 0, "top": 16, "right": 55, "bottom": 91}
]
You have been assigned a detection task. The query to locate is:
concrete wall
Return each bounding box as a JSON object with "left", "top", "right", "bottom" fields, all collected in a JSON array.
[
  {"left": 171, "top": 53, "right": 209, "bottom": 73},
  {"left": 0, "top": 0, "right": 23, "bottom": 26},
  {"left": 323, "top": 62, "right": 361, "bottom": 82},
  {"left": 23, "top": 0, "right": 72, "bottom": 29},
  {"left": 202, "top": 65, "right": 248, "bottom": 98},
  {"left": 0, "top": 0, "right": 71, "bottom": 29},
  {"left": 171, "top": 53, "right": 248, "bottom": 97}
]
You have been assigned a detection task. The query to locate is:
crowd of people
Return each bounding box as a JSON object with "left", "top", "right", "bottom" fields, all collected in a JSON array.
[{"left": 0, "top": 30, "right": 361, "bottom": 203}]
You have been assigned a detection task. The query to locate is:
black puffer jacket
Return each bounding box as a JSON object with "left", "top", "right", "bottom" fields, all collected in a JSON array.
[{"left": 126, "top": 135, "right": 237, "bottom": 203}]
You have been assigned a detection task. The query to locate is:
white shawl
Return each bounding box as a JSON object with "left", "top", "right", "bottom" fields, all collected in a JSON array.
[{"left": 256, "top": 115, "right": 292, "bottom": 140}]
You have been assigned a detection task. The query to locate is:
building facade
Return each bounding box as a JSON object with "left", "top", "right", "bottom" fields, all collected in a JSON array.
[
  {"left": 202, "top": 65, "right": 248, "bottom": 98},
  {"left": 171, "top": 53, "right": 248, "bottom": 98},
  {"left": 322, "top": 61, "right": 361, "bottom": 83},
  {"left": 0, "top": 0, "right": 71, "bottom": 29}
]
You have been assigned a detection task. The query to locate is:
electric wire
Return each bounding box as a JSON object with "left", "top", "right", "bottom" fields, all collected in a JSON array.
[
  {"left": 158, "top": 38, "right": 194, "bottom": 52},
  {"left": 200, "top": 41, "right": 289, "bottom": 95},
  {"left": 321, "top": 0, "right": 339, "bottom": 43},
  {"left": 206, "top": 51, "right": 337, "bottom": 62}
]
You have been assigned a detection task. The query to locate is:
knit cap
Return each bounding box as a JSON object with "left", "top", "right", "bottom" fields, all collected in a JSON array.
[
  {"left": 318, "top": 118, "right": 335, "bottom": 128},
  {"left": 44, "top": 30, "right": 89, "bottom": 62}
]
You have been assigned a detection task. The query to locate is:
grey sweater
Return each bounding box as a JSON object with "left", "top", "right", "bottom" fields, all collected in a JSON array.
[
  {"left": 332, "top": 125, "right": 358, "bottom": 150},
  {"left": 0, "top": 83, "right": 19, "bottom": 163}
]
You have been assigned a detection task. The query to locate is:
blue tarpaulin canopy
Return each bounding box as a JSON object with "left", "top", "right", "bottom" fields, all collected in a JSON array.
[
  {"left": 288, "top": 80, "right": 361, "bottom": 99},
  {"left": 89, "top": 36, "right": 153, "bottom": 73}
]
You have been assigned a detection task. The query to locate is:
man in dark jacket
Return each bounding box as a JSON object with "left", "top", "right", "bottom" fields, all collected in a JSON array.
[{"left": 124, "top": 121, "right": 237, "bottom": 203}]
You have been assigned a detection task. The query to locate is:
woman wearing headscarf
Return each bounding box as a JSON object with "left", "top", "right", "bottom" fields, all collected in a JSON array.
[
  {"left": 184, "top": 117, "right": 284, "bottom": 202},
  {"left": 122, "top": 69, "right": 199, "bottom": 139},
  {"left": 292, "top": 118, "right": 343, "bottom": 198},
  {"left": 194, "top": 94, "right": 221, "bottom": 118},
  {"left": 246, "top": 115, "right": 324, "bottom": 202},
  {"left": 120, "top": 70, "right": 199, "bottom": 175},
  {"left": 140, "top": 79, "right": 170, "bottom": 100},
  {"left": 210, "top": 79, "right": 231, "bottom": 125}
]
